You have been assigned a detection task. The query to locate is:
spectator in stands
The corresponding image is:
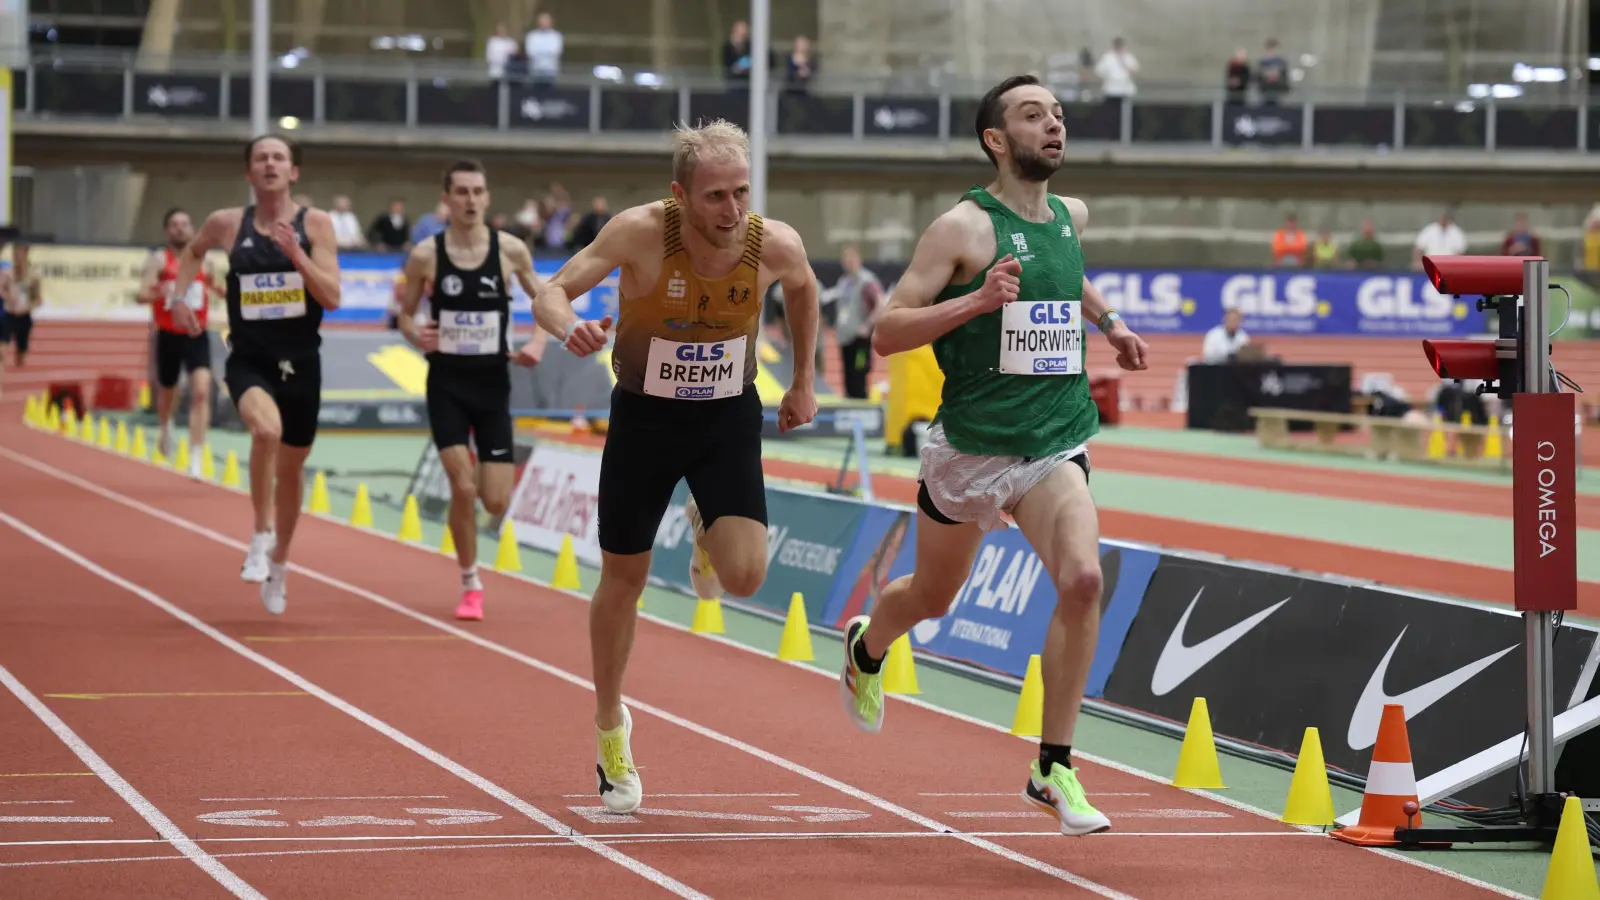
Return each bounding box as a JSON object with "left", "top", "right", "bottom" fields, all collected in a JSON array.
[
  {"left": 786, "top": 35, "right": 815, "bottom": 94},
  {"left": 510, "top": 198, "right": 543, "bottom": 244},
  {"left": 724, "top": 20, "right": 752, "bottom": 84},
  {"left": 1257, "top": 38, "right": 1290, "bottom": 104},
  {"left": 1346, "top": 219, "right": 1385, "bottom": 269},
  {"left": 329, "top": 195, "right": 366, "bottom": 250},
  {"left": 567, "top": 196, "right": 611, "bottom": 252},
  {"left": 1202, "top": 308, "right": 1250, "bottom": 363},
  {"left": 293, "top": 193, "right": 314, "bottom": 209},
  {"left": 411, "top": 201, "right": 449, "bottom": 247},
  {"left": 486, "top": 21, "right": 519, "bottom": 79},
  {"left": 1310, "top": 229, "right": 1340, "bottom": 268},
  {"left": 524, "top": 13, "right": 563, "bottom": 86},
  {"left": 537, "top": 192, "right": 571, "bottom": 252},
  {"left": 489, "top": 212, "right": 509, "bottom": 232},
  {"left": 831, "top": 245, "right": 883, "bottom": 399},
  {"left": 1224, "top": 48, "right": 1251, "bottom": 104},
  {"left": 368, "top": 199, "right": 410, "bottom": 252},
  {"left": 1271, "top": 213, "right": 1308, "bottom": 267},
  {"left": 1584, "top": 215, "right": 1600, "bottom": 270},
  {"left": 1500, "top": 212, "right": 1541, "bottom": 257},
  {"left": 1095, "top": 37, "right": 1139, "bottom": 99},
  {"left": 1411, "top": 209, "right": 1467, "bottom": 270}
]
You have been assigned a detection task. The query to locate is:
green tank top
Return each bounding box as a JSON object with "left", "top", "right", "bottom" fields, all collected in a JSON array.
[{"left": 930, "top": 187, "right": 1098, "bottom": 458}]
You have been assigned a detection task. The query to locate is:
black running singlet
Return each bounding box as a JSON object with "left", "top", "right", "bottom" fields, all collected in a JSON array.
[
  {"left": 225, "top": 205, "right": 323, "bottom": 360},
  {"left": 427, "top": 228, "right": 512, "bottom": 372}
]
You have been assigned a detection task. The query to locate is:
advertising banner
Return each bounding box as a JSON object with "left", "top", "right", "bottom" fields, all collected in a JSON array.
[
  {"left": 506, "top": 442, "right": 604, "bottom": 566},
  {"left": 1512, "top": 391, "right": 1578, "bottom": 612}
]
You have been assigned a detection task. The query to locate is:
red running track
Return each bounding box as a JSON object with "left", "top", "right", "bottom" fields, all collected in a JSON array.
[{"left": 0, "top": 422, "right": 1517, "bottom": 899}]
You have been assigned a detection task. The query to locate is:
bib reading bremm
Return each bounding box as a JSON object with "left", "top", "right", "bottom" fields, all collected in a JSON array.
[{"left": 644, "top": 336, "right": 747, "bottom": 400}]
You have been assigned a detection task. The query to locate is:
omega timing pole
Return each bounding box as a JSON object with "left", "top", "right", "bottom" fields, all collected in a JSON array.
[{"left": 1521, "top": 256, "right": 1557, "bottom": 799}]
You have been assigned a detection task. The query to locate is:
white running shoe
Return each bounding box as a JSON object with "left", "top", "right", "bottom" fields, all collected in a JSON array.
[
  {"left": 188, "top": 453, "right": 204, "bottom": 481},
  {"left": 595, "top": 705, "right": 642, "bottom": 814},
  {"left": 683, "top": 495, "right": 721, "bottom": 600},
  {"left": 241, "top": 532, "right": 275, "bottom": 583},
  {"left": 259, "top": 563, "right": 287, "bottom": 615}
]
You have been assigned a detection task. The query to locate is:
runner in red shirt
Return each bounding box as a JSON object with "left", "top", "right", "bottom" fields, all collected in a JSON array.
[{"left": 137, "top": 207, "right": 223, "bottom": 476}]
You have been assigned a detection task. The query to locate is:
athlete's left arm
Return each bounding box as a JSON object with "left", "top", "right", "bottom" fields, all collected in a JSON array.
[
  {"left": 765, "top": 219, "right": 820, "bottom": 432},
  {"left": 503, "top": 235, "right": 550, "bottom": 367},
  {"left": 1059, "top": 195, "right": 1148, "bottom": 371},
  {"left": 286, "top": 209, "right": 343, "bottom": 310}
]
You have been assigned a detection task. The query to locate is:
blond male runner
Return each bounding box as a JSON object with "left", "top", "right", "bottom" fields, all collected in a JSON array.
[
  {"left": 397, "top": 159, "right": 548, "bottom": 621},
  {"left": 169, "top": 134, "right": 343, "bottom": 615},
  {"left": 532, "top": 119, "right": 820, "bottom": 814},
  {"left": 837, "top": 76, "right": 1150, "bottom": 835}
]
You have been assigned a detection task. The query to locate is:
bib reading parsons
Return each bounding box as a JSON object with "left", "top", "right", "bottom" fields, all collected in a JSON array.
[
  {"left": 644, "top": 336, "right": 746, "bottom": 400},
  {"left": 438, "top": 309, "right": 503, "bottom": 356},
  {"left": 999, "top": 300, "right": 1082, "bottom": 376},
  {"left": 239, "top": 271, "right": 307, "bottom": 321}
]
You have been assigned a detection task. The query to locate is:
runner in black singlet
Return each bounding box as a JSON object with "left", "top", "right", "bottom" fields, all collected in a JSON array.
[{"left": 168, "top": 133, "right": 342, "bottom": 616}]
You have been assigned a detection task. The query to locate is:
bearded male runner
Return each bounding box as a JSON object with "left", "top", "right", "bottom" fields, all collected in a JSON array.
[
  {"left": 532, "top": 119, "right": 820, "bottom": 814},
  {"left": 138, "top": 207, "right": 225, "bottom": 476},
  {"left": 837, "top": 76, "right": 1150, "bottom": 835},
  {"left": 397, "top": 159, "right": 548, "bottom": 621},
  {"left": 168, "top": 134, "right": 342, "bottom": 615}
]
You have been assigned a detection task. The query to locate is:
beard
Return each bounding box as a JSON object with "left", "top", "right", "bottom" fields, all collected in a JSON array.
[{"left": 1006, "top": 134, "right": 1062, "bottom": 183}]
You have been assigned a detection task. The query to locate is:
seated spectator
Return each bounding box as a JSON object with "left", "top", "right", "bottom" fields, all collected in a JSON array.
[
  {"left": 567, "top": 196, "right": 611, "bottom": 252},
  {"left": 1500, "top": 212, "right": 1541, "bottom": 257},
  {"left": 368, "top": 199, "right": 410, "bottom": 252},
  {"left": 486, "top": 22, "right": 518, "bottom": 79},
  {"left": 1412, "top": 209, "right": 1467, "bottom": 270},
  {"left": 411, "top": 201, "right": 449, "bottom": 247},
  {"left": 509, "top": 199, "right": 543, "bottom": 243},
  {"left": 1271, "top": 213, "right": 1308, "bottom": 267},
  {"left": 1224, "top": 48, "right": 1251, "bottom": 103},
  {"left": 329, "top": 195, "right": 365, "bottom": 249},
  {"left": 1346, "top": 219, "right": 1385, "bottom": 269},
  {"left": 1202, "top": 309, "right": 1251, "bottom": 363},
  {"left": 786, "top": 35, "right": 815, "bottom": 93},
  {"left": 537, "top": 192, "right": 571, "bottom": 252},
  {"left": 1257, "top": 38, "right": 1290, "bottom": 104},
  {"left": 1310, "top": 230, "right": 1340, "bottom": 268}
]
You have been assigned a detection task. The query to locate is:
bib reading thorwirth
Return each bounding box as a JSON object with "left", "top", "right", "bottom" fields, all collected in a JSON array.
[
  {"left": 931, "top": 187, "right": 1096, "bottom": 458},
  {"left": 612, "top": 198, "right": 764, "bottom": 397}
]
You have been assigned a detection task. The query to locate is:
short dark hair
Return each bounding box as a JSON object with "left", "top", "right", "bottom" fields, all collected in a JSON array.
[
  {"left": 443, "top": 159, "right": 486, "bottom": 192},
  {"left": 974, "top": 75, "right": 1042, "bottom": 167},
  {"left": 162, "top": 207, "right": 187, "bottom": 228},
  {"left": 244, "top": 133, "right": 301, "bottom": 166}
]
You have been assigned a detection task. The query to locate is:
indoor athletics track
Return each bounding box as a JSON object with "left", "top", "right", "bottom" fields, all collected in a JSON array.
[{"left": 0, "top": 417, "right": 1525, "bottom": 899}]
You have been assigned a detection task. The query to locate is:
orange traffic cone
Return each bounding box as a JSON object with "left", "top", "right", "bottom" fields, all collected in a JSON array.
[{"left": 1333, "top": 703, "right": 1422, "bottom": 847}]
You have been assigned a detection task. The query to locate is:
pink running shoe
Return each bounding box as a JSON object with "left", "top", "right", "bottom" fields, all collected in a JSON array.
[{"left": 455, "top": 589, "right": 485, "bottom": 621}]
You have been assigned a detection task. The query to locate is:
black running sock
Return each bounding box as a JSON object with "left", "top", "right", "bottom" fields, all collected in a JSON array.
[
  {"left": 852, "top": 629, "right": 886, "bottom": 675},
  {"left": 1039, "top": 743, "right": 1072, "bottom": 777}
]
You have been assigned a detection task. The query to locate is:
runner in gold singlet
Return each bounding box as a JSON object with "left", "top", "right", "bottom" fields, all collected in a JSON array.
[{"left": 531, "top": 119, "right": 821, "bottom": 815}]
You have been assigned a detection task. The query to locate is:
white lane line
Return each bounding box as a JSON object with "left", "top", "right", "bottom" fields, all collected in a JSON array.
[
  {"left": 0, "top": 449, "right": 1137, "bottom": 900},
  {"left": 0, "top": 840, "right": 573, "bottom": 869},
  {"left": 0, "top": 800, "right": 76, "bottom": 805},
  {"left": 919, "top": 792, "right": 1151, "bottom": 798},
  {"left": 0, "top": 816, "right": 113, "bottom": 823},
  {"left": 560, "top": 792, "right": 801, "bottom": 799},
  {"left": 0, "top": 663, "right": 263, "bottom": 899},
  {"left": 200, "top": 795, "right": 450, "bottom": 803},
  {"left": 0, "top": 510, "right": 708, "bottom": 900}
]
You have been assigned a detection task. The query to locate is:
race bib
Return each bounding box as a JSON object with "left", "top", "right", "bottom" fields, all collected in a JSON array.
[
  {"left": 238, "top": 271, "right": 307, "bottom": 321},
  {"left": 643, "top": 336, "right": 746, "bottom": 400},
  {"left": 437, "top": 309, "right": 503, "bottom": 356},
  {"left": 999, "top": 300, "right": 1083, "bottom": 376},
  {"left": 166, "top": 280, "right": 206, "bottom": 311}
]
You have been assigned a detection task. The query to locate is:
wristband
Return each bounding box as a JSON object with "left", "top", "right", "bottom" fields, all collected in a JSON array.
[
  {"left": 561, "top": 319, "right": 580, "bottom": 343},
  {"left": 1097, "top": 310, "right": 1122, "bottom": 334}
]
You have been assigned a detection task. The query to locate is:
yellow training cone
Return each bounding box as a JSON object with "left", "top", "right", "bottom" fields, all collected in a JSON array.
[
  {"left": 46, "top": 402, "right": 60, "bottom": 432},
  {"left": 131, "top": 427, "right": 148, "bottom": 461},
  {"left": 494, "top": 519, "right": 523, "bottom": 572},
  {"left": 97, "top": 417, "right": 112, "bottom": 449},
  {"left": 1485, "top": 424, "right": 1504, "bottom": 460},
  {"left": 1281, "top": 727, "right": 1335, "bottom": 826},
  {"left": 221, "top": 449, "right": 241, "bottom": 487},
  {"left": 307, "top": 470, "right": 331, "bottom": 515},
  {"left": 175, "top": 436, "right": 191, "bottom": 472},
  {"left": 61, "top": 408, "right": 78, "bottom": 439},
  {"left": 349, "top": 483, "right": 373, "bottom": 528},
  {"left": 439, "top": 523, "right": 457, "bottom": 556},
  {"left": 115, "top": 420, "right": 130, "bottom": 454},
  {"left": 776, "top": 592, "right": 815, "bottom": 662},
  {"left": 22, "top": 394, "right": 36, "bottom": 425},
  {"left": 1010, "top": 654, "right": 1045, "bottom": 737},
  {"left": 1541, "top": 795, "right": 1600, "bottom": 900},
  {"left": 200, "top": 446, "right": 216, "bottom": 481},
  {"left": 398, "top": 495, "right": 424, "bottom": 542},
  {"left": 551, "top": 533, "right": 581, "bottom": 589},
  {"left": 691, "top": 597, "right": 726, "bottom": 635},
  {"left": 1426, "top": 417, "right": 1447, "bottom": 459},
  {"left": 78, "top": 412, "right": 95, "bottom": 443},
  {"left": 882, "top": 633, "right": 921, "bottom": 695},
  {"left": 1173, "top": 697, "right": 1226, "bottom": 789},
  {"left": 137, "top": 382, "right": 151, "bottom": 409}
]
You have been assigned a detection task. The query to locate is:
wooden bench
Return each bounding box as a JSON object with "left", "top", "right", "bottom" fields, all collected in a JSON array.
[{"left": 1247, "top": 406, "right": 1509, "bottom": 471}]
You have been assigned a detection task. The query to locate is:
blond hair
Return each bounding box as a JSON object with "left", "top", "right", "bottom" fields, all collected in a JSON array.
[{"left": 672, "top": 119, "right": 749, "bottom": 188}]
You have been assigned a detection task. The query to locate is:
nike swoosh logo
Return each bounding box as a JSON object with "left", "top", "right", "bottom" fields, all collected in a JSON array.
[
  {"left": 1150, "top": 588, "right": 1290, "bottom": 697},
  {"left": 1346, "top": 627, "right": 1515, "bottom": 751}
]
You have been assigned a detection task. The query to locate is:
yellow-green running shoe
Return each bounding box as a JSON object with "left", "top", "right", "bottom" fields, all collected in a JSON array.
[
  {"left": 839, "top": 615, "right": 884, "bottom": 733},
  {"left": 1023, "top": 760, "right": 1111, "bottom": 835},
  {"left": 596, "top": 705, "right": 642, "bottom": 814}
]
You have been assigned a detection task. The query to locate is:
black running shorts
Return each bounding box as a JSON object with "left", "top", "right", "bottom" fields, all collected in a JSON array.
[
  {"left": 224, "top": 351, "right": 322, "bottom": 448},
  {"left": 597, "top": 384, "right": 767, "bottom": 556},
  {"left": 154, "top": 330, "right": 213, "bottom": 388},
  {"left": 426, "top": 365, "right": 514, "bottom": 463}
]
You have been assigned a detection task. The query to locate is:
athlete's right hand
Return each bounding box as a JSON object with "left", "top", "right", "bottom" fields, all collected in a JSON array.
[
  {"left": 414, "top": 323, "right": 439, "bottom": 353},
  {"left": 970, "top": 254, "right": 1022, "bottom": 315},
  {"left": 563, "top": 315, "right": 612, "bottom": 357},
  {"left": 169, "top": 303, "right": 203, "bottom": 337}
]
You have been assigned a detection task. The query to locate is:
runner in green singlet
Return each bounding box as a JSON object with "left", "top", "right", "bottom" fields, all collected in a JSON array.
[{"left": 836, "top": 75, "right": 1150, "bottom": 836}]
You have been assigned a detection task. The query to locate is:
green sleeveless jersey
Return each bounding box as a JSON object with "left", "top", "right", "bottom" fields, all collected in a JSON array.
[{"left": 930, "top": 187, "right": 1098, "bottom": 458}]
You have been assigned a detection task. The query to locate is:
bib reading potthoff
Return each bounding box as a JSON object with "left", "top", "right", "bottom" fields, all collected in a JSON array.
[
  {"left": 438, "top": 309, "right": 503, "bottom": 355},
  {"left": 239, "top": 271, "right": 307, "bottom": 321},
  {"left": 644, "top": 336, "right": 746, "bottom": 400},
  {"left": 999, "top": 300, "right": 1082, "bottom": 375}
]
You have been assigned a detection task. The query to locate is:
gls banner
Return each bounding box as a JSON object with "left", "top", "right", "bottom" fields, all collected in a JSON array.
[
  {"left": 1103, "top": 557, "right": 1600, "bottom": 807},
  {"left": 1087, "top": 269, "right": 1487, "bottom": 337},
  {"left": 507, "top": 442, "right": 604, "bottom": 566}
]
